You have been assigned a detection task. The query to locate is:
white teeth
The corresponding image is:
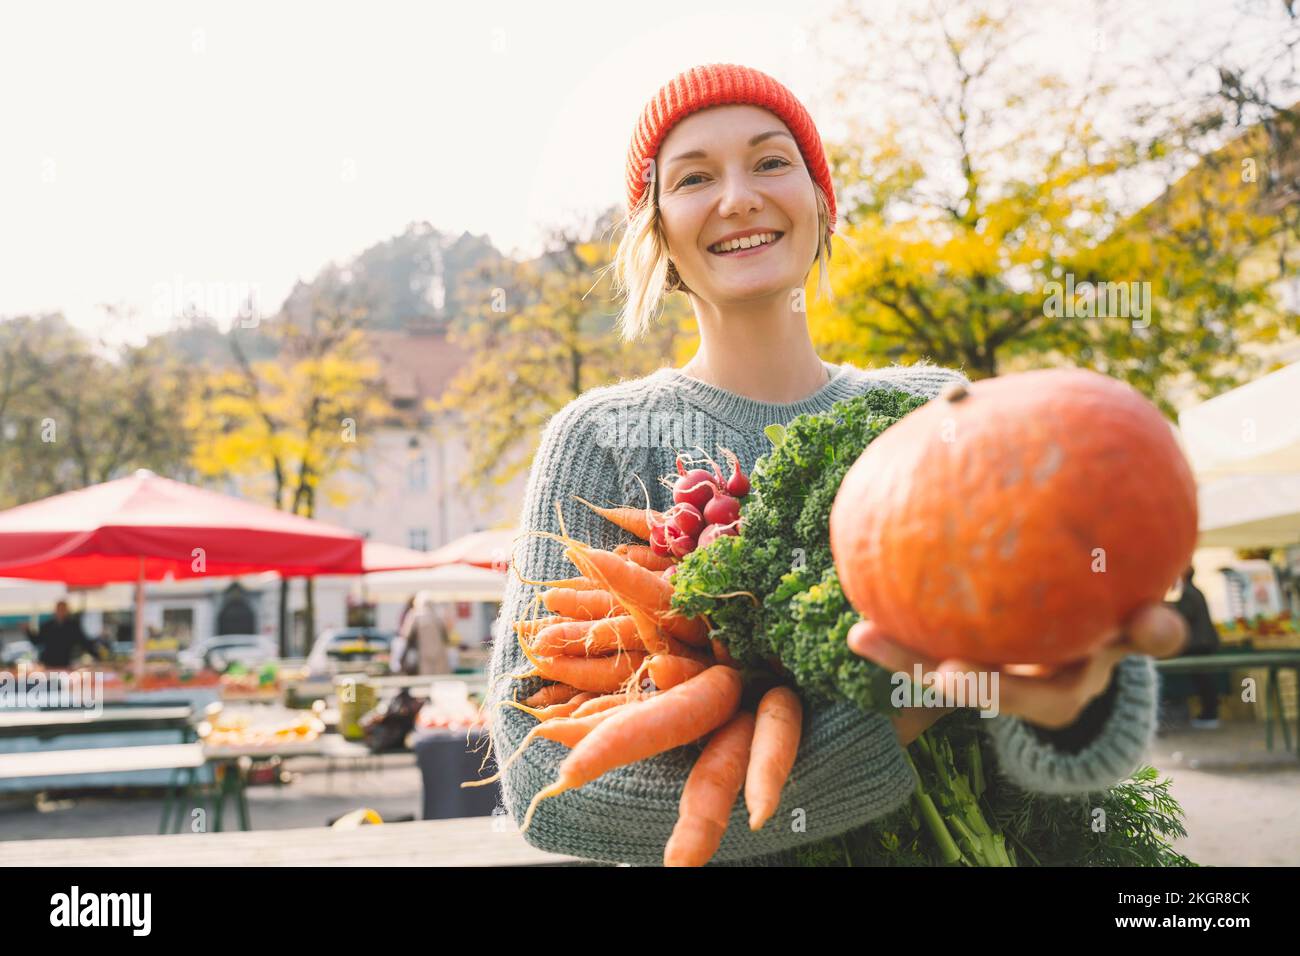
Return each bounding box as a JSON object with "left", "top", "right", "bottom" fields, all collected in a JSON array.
[{"left": 710, "top": 231, "right": 780, "bottom": 253}]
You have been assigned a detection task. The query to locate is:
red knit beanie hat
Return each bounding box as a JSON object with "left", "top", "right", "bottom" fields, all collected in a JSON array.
[{"left": 625, "top": 63, "right": 837, "bottom": 234}]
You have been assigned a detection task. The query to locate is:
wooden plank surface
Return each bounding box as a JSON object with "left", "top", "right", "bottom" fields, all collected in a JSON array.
[
  {"left": 0, "top": 816, "right": 588, "bottom": 867},
  {"left": 0, "top": 706, "right": 192, "bottom": 729},
  {"left": 0, "top": 743, "right": 205, "bottom": 779}
]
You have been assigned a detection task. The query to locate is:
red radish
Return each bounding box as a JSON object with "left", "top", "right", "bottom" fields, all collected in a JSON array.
[
  {"left": 648, "top": 522, "right": 671, "bottom": 557},
  {"left": 673, "top": 469, "right": 717, "bottom": 510},
  {"left": 724, "top": 458, "right": 750, "bottom": 498},
  {"left": 667, "top": 525, "right": 698, "bottom": 558},
  {"left": 662, "top": 565, "right": 677, "bottom": 580},
  {"left": 702, "top": 493, "right": 740, "bottom": 527},
  {"left": 697, "top": 521, "right": 739, "bottom": 549},
  {"left": 665, "top": 502, "right": 704, "bottom": 538}
]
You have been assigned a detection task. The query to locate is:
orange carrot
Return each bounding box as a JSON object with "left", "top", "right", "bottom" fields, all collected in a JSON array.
[
  {"left": 647, "top": 655, "right": 709, "bottom": 690},
  {"left": 523, "top": 665, "right": 743, "bottom": 829},
  {"left": 665, "top": 635, "right": 712, "bottom": 662},
  {"left": 570, "top": 692, "right": 629, "bottom": 717},
  {"left": 615, "top": 543, "right": 676, "bottom": 573},
  {"left": 622, "top": 602, "right": 671, "bottom": 656},
  {"left": 514, "top": 615, "right": 581, "bottom": 637},
  {"left": 529, "top": 707, "right": 625, "bottom": 748},
  {"left": 570, "top": 495, "right": 662, "bottom": 541},
  {"left": 501, "top": 691, "right": 595, "bottom": 721},
  {"left": 541, "top": 588, "right": 623, "bottom": 620},
  {"left": 470, "top": 705, "right": 629, "bottom": 786},
  {"left": 744, "top": 686, "right": 803, "bottom": 831},
  {"left": 563, "top": 546, "right": 673, "bottom": 615},
  {"left": 660, "top": 611, "right": 710, "bottom": 646},
  {"left": 711, "top": 638, "right": 737, "bottom": 667},
  {"left": 664, "top": 710, "right": 757, "bottom": 867},
  {"left": 525, "top": 650, "right": 647, "bottom": 694},
  {"left": 531, "top": 616, "right": 643, "bottom": 657},
  {"left": 544, "top": 576, "right": 601, "bottom": 590},
  {"left": 522, "top": 683, "right": 580, "bottom": 708}
]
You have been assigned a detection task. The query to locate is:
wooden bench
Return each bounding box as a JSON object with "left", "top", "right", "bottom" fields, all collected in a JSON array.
[
  {"left": 0, "top": 742, "right": 208, "bottom": 833},
  {"left": 0, "top": 816, "right": 587, "bottom": 867}
]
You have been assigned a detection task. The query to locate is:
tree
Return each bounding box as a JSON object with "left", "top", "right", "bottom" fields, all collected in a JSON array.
[
  {"left": 0, "top": 313, "right": 195, "bottom": 508},
  {"left": 433, "top": 209, "right": 690, "bottom": 502},
  {"left": 186, "top": 276, "right": 388, "bottom": 652},
  {"left": 809, "top": 0, "right": 1298, "bottom": 411}
]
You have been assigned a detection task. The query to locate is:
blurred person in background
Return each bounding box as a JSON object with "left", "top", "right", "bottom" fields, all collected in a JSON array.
[
  {"left": 414, "top": 599, "right": 451, "bottom": 675},
  {"left": 1169, "top": 566, "right": 1224, "bottom": 729},
  {"left": 392, "top": 595, "right": 419, "bottom": 675},
  {"left": 28, "top": 600, "right": 97, "bottom": 668}
]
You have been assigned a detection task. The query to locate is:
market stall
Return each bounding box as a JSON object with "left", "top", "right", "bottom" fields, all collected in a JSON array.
[{"left": 1173, "top": 364, "right": 1300, "bottom": 734}]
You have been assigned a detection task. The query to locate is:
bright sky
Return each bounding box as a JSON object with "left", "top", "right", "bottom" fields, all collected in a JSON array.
[{"left": 0, "top": 0, "right": 1258, "bottom": 342}]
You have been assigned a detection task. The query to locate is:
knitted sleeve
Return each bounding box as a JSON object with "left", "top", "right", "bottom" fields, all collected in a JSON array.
[
  {"left": 487, "top": 396, "right": 918, "bottom": 865},
  {"left": 980, "top": 655, "right": 1159, "bottom": 794}
]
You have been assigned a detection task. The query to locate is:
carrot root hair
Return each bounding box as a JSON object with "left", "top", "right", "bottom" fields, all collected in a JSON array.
[{"left": 522, "top": 780, "right": 571, "bottom": 832}]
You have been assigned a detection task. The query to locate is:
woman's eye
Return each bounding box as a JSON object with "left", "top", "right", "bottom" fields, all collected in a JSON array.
[
  {"left": 759, "top": 157, "right": 792, "bottom": 171},
  {"left": 676, "top": 173, "right": 706, "bottom": 188}
]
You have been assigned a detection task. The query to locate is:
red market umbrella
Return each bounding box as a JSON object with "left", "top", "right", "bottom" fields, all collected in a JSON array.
[{"left": 0, "top": 469, "right": 366, "bottom": 676}]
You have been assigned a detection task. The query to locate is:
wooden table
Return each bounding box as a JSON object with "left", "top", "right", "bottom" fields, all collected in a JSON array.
[
  {"left": 0, "top": 816, "right": 587, "bottom": 867},
  {"left": 0, "top": 705, "right": 193, "bottom": 740},
  {"left": 198, "top": 735, "right": 374, "bottom": 832},
  {"left": 1156, "top": 650, "right": 1300, "bottom": 753},
  {"left": 0, "top": 743, "right": 205, "bottom": 779}
]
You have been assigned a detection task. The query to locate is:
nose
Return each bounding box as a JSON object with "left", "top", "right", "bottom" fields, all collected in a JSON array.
[{"left": 716, "top": 167, "right": 763, "bottom": 219}]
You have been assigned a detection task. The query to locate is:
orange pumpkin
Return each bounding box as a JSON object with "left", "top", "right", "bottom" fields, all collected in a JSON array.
[{"left": 829, "top": 368, "right": 1198, "bottom": 666}]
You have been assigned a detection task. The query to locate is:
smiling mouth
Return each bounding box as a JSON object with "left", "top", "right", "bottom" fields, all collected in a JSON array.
[{"left": 708, "top": 231, "right": 785, "bottom": 255}]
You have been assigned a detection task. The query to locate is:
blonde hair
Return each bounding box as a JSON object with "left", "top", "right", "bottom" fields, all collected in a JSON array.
[{"left": 612, "top": 165, "right": 835, "bottom": 342}]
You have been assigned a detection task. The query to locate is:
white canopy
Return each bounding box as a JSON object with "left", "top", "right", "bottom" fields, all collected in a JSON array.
[
  {"left": 1178, "top": 360, "right": 1300, "bottom": 477},
  {"left": 1179, "top": 361, "right": 1300, "bottom": 549},
  {"left": 1196, "top": 473, "right": 1300, "bottom": 547},
  {"left": 357, "top": 563, "right": 507, "bottom": 603}
]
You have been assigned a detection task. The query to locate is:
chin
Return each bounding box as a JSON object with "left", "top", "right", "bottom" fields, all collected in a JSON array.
[
  {"left": 711, "top": 275, "right": 801, "bottom": 304},
  {"left": 690, "top": 260, "right": 795, "bottom": 300}
]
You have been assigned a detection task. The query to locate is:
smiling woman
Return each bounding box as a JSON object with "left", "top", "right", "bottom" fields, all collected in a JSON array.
[{"left": 486, "top": 62, "right": 1169, "bottom": 867}]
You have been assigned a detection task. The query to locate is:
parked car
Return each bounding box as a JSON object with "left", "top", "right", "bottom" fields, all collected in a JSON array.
[
  {"left": 306, "top": 628, "right": 393, "bottom": 677},
  {"left": 178, "top": 634, "right": 278, "bottom": 673},
  {"left": 0, "top": 639, "right": 36, "bottom": 667}
]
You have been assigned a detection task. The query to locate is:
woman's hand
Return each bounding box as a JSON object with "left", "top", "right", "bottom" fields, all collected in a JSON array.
[
  {"left": 848, "top": 603, "right": 1188, "bottom": 731},
  {"left": 891, "top": 704, "right": 956, "bottom": 746}
]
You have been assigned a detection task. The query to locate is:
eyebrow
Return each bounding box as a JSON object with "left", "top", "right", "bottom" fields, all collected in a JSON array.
[{"left": 663, "top": 130, "right": 796, "bottom": 172}]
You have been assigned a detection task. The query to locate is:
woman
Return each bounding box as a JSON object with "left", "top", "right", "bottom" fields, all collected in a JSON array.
[{"left": 488, "top": 63, "right": 1187, "bottom": 865}]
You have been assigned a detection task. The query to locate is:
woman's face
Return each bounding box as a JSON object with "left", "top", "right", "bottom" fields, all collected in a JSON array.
[{"left": 656, "top": 104, "right": 820, "bottom": 307}]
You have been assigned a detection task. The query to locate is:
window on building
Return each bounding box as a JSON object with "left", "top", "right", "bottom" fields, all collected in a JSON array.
[
  {"left": 408, "top": 453, "right": 428, "bottom": 492},
  {"left": 409, "top": 528, "right": 429, "bottom": 551}
]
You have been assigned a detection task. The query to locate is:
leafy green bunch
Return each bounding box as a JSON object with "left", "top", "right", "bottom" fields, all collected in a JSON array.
[{"left": 672, "top": 388, "right": 925, "bottom": 713}]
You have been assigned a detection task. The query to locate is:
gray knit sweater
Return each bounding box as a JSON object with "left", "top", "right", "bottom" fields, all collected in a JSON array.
[{"left": 487, "top": 359, "right": 1159, "bottom": 865}]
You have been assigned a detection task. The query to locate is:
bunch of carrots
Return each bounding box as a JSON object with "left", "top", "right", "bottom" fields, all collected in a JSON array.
[{"left": 480, "top": 454, "right": 804, "bottom": 867}]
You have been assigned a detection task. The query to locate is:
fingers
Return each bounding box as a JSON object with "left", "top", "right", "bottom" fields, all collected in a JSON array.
[
  {"left": 1120, "top": 604, "right": 1188, "bottom": 659},
  {"left": 846, "top": 618, "right": 1120, "bottom": 729},
  {"left": 982, "top": 655, "right": 1114, "bottom": 729},
  {"left": 847, "top": 620, "right": 943, "bottom": 675}
]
